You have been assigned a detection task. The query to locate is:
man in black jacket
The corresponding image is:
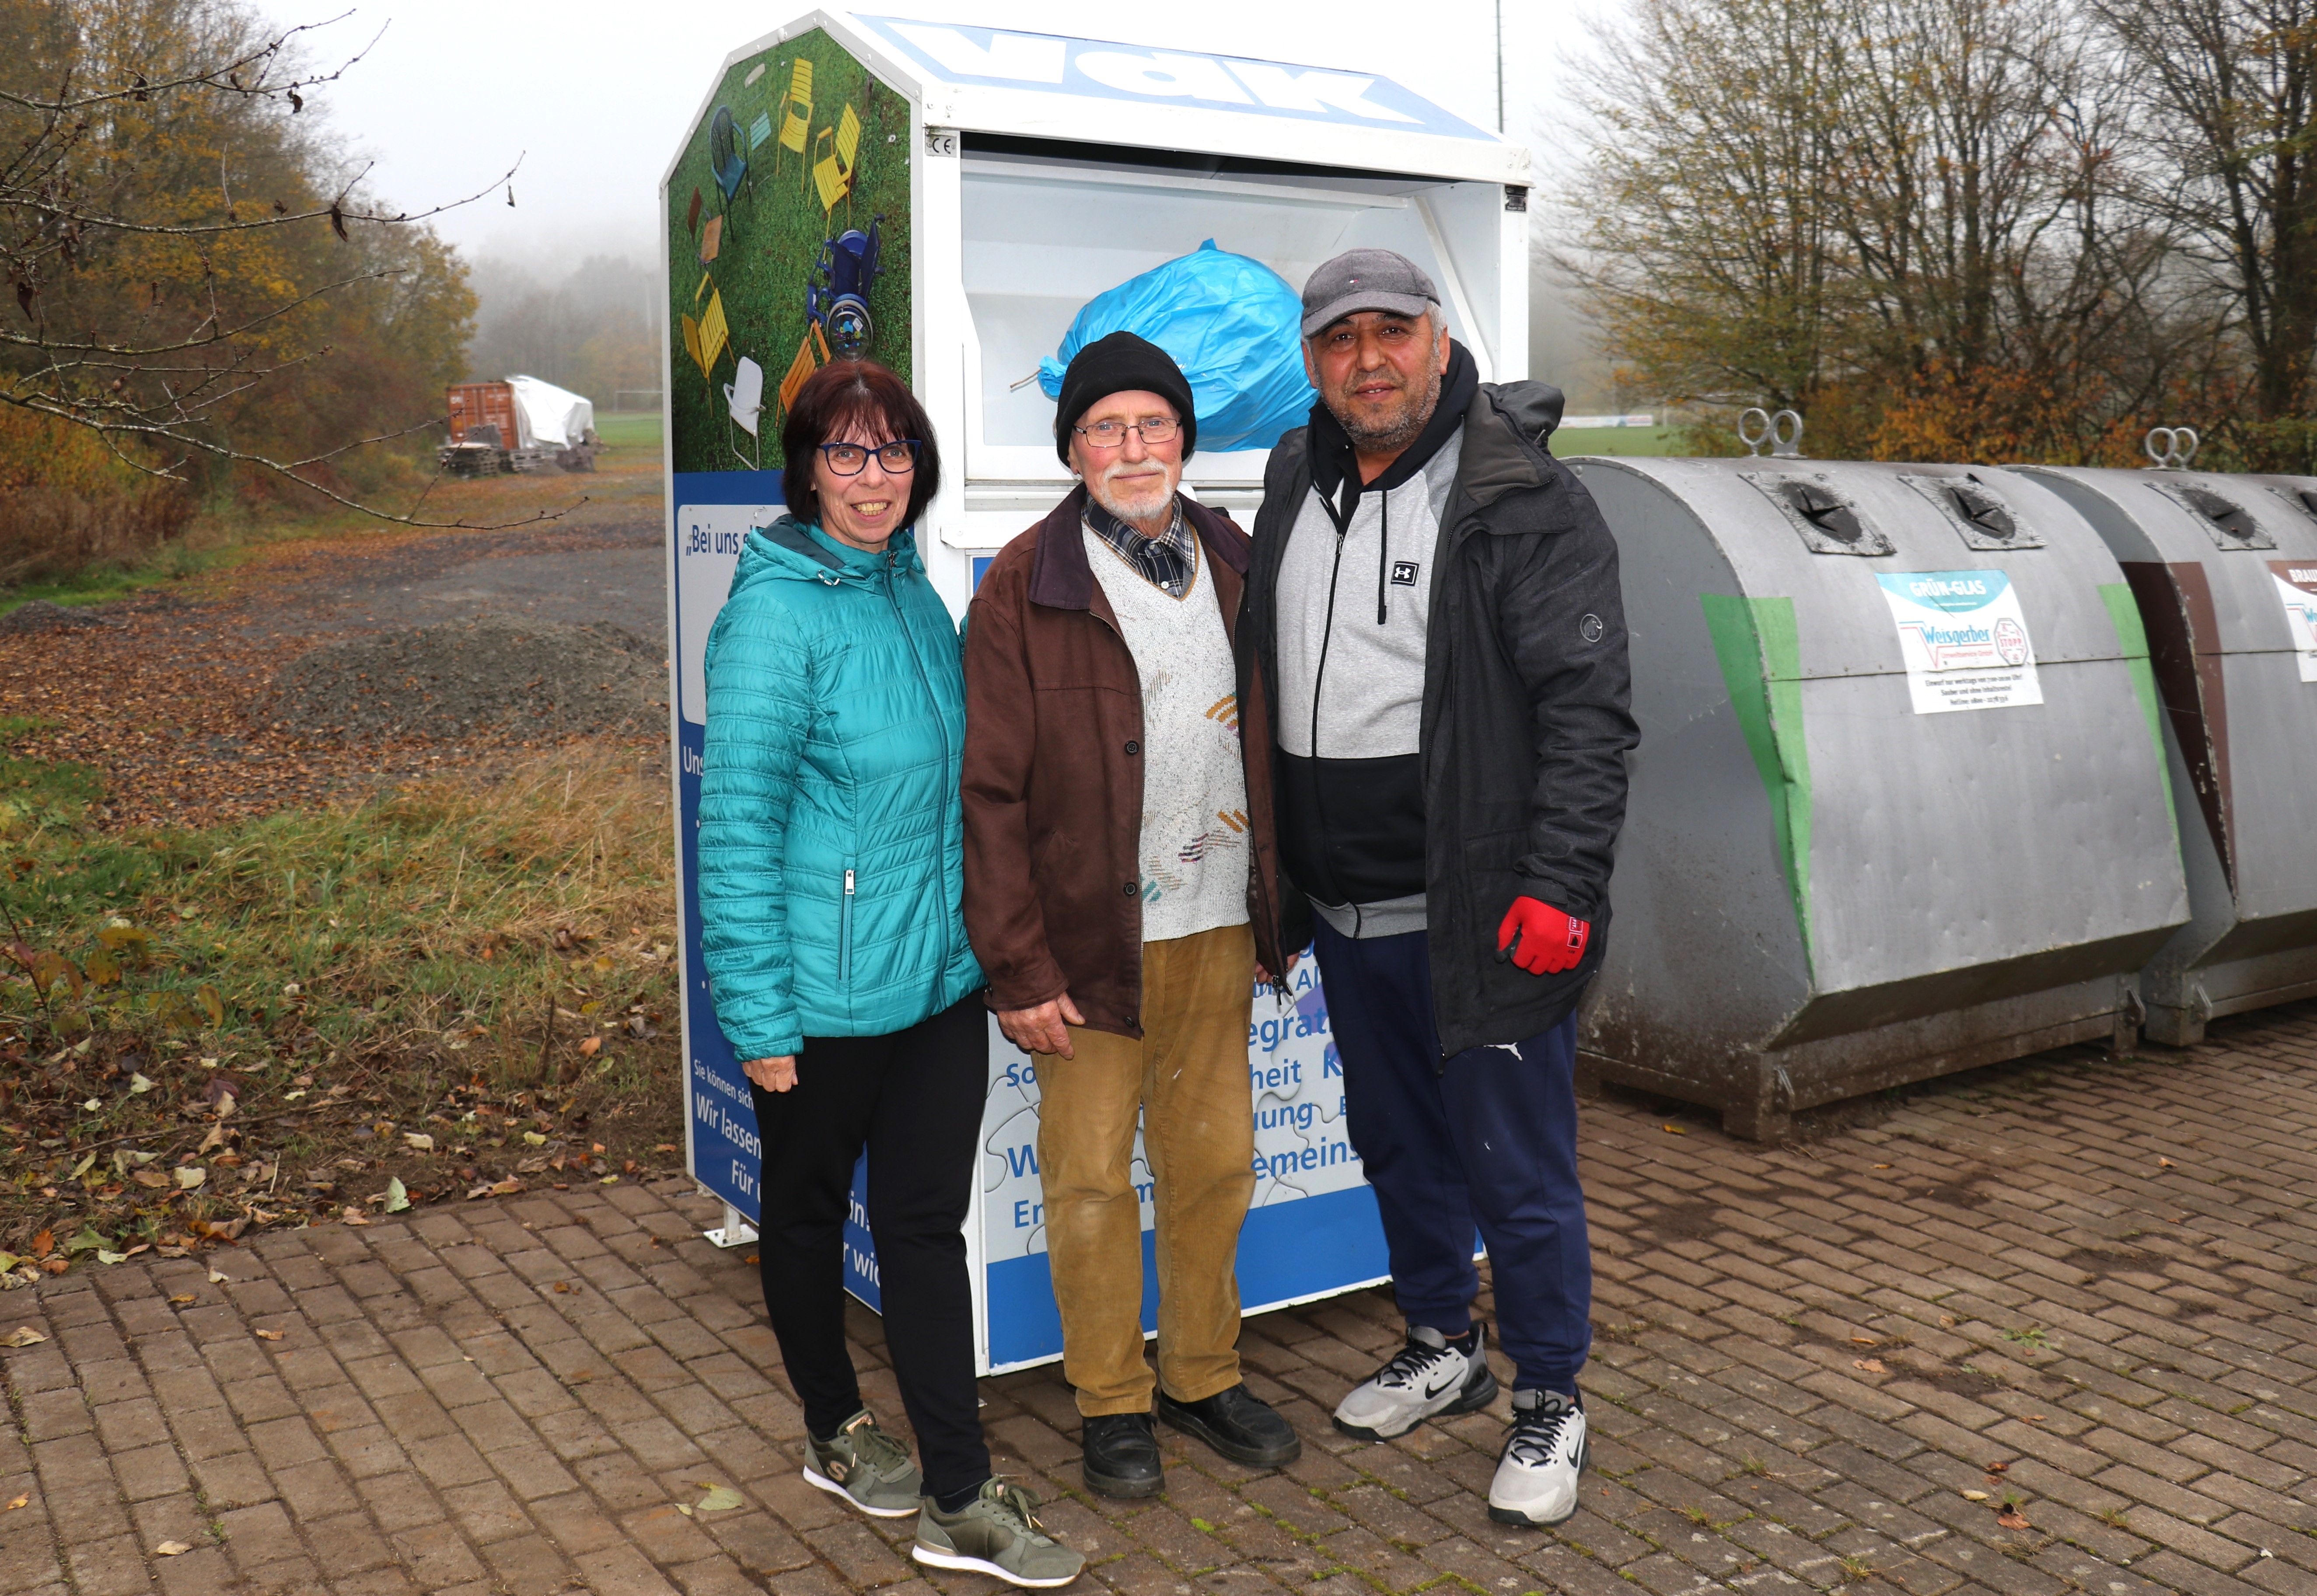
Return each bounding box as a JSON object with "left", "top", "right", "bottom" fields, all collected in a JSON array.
[{"left": 1244, "top": 249, "right": 1637, "bottom": 1528}]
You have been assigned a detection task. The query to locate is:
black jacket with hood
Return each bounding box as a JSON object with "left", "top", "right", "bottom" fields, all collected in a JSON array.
[{"left": 1243, "top": 367, "right": 1639, "bottom": 1055}]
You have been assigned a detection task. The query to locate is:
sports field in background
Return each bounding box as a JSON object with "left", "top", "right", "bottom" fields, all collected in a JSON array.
[
  {"left": 594, "top": 412, "right": 664, "bottom": 453},
  {"left": 1552, "top": 425, "right": 1686, "bottom": 457}
]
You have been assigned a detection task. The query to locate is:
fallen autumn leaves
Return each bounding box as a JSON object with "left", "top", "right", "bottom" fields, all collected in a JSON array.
[{"left": 0, "top": 743, "right": 686, "bottom": 1272}]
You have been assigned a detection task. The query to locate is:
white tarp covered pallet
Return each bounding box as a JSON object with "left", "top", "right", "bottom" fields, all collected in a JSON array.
[{"left": 505, "top": 375, "right": 595, "bottom": 449}]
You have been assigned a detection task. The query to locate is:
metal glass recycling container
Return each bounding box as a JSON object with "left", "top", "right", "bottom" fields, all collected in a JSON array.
[
  {"left": 2007, "top": 467, "right": 2317, "bottom": 1044},
  {"left": 1570, "top": 457, "right": 2190, "bottom": 1138},
  {"left": 660, "top": 11, "right": 1531, "bottom": 1372}
]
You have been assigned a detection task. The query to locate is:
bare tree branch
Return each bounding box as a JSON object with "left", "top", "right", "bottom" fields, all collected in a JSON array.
[
  {"left": 0, "top": 157, "right": 523, "bottom": 247},
  {"left": 0, "top": 13, "right": 377, "bottom": 115},
  {"left": 1556, "top": 0, "right": 2221, "bottom": 461},
  {"left": 2088, "top": 0, "right": 2317, "bottom": 423},
  {"left": 0, "top": 3, "right": 558, "bottom": 532}
]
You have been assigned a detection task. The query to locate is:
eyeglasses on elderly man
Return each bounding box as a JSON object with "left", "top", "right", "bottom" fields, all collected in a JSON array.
[{"left": 1071, "top": 416, "right": 1180, "bottom": 449}]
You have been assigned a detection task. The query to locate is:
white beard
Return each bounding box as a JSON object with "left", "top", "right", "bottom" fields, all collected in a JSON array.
[{"left": 1087, "top": 461, "right": 1176, "bottom": 529}]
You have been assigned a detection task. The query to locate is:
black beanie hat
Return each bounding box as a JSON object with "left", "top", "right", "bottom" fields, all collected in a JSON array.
[{"left": 1052, "top": 331, "right": 1198, "bottom": 464}]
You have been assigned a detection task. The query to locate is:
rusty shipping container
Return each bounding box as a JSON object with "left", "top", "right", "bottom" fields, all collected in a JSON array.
[{"left": 444, "top": 381, "right": 521, "bottom": 448}]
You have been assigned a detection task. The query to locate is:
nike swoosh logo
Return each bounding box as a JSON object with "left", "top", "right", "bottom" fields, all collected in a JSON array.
[{"left": 1419, "top": 1370, "right": 1463, "bottom": 1399}]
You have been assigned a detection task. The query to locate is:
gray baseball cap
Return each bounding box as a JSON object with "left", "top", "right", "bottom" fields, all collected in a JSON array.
[{"left": 1300, "top": 248, "right": 1440, "bottom": 336}]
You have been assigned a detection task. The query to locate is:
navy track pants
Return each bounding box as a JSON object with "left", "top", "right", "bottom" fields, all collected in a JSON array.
[{"left": 1314, "top": 920, "right": 1592, "bottom": 1394}]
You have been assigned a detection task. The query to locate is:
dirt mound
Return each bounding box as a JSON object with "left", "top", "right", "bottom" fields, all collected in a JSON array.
[
  {"left": 0, "top": 600, "right": 124, "bottom": 636},
  {"left": 271, "top": 615, "right": 665, "bottom": 740}
]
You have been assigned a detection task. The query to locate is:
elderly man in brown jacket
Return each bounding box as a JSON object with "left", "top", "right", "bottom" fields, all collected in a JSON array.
[{"left": 963, "top": 332, "right": 1303, "bottom": 1499}]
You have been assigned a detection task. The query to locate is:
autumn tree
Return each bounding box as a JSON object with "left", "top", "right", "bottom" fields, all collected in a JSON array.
[
  {"left": 1560, "top": 0, "right": 2211, "bottom": 461},
  {"left": 1563, "top": 0, "right": 1860, "bottom": 417},
  {"left": 0, "top": 0, "right": 518, "bottom": 527}
]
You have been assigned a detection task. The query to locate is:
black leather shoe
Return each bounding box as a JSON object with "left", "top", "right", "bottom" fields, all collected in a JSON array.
[
  {"left": 1080, "top": 1411, "right": 1164, "bottom": 1498},
  {"left": 1155, "top": 1383, "right": 1302, "bottom": 1468}
]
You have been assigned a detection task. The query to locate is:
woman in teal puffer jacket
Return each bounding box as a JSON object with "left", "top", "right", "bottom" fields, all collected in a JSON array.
[{"left": 698, "top": 361, "right": 1080, "bottom": 1588}]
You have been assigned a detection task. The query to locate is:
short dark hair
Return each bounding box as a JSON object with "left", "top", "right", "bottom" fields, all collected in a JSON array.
[{"left": 780, "top": 360, "right": 941, "bottom": 531}]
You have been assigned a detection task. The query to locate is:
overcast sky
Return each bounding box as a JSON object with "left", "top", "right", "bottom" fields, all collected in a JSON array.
[{"left": 281, "top": 0, "right": 1608, "bottom": 277}]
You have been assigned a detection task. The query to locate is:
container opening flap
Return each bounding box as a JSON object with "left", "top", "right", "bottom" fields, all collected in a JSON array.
[
  {"left": 1899, "top": 472, "right": 2046, "bottom": 551},
  {"left": 1742, "top": 470, "right": 1895, "bottom": 556},
  {"left": 2152, "top": 480, "right": 2276, "bottom": 550}
]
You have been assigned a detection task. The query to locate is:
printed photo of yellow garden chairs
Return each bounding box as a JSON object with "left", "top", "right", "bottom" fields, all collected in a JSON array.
[
  {"left": 778, "top": 321, "right": 834, "bottom": 428},
  {"left": 682, "top": 274, "right": 731, "bottom": 395},
  {"left": 776, "top": 58, "right": 814, "bottom": 180},
  {"left": 813, "top": 104, "right": 862, "bottom": 225}
]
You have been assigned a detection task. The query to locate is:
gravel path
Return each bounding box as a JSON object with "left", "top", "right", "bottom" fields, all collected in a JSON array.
[
  {"left": 0, "top": 490, "right": 676, "bottom": 828},
  {"left": 227, "top": 517, "right": 666, "bottom": 649},
  {"left": 271, "top": 615, "right": 665, "bottom": 741}
]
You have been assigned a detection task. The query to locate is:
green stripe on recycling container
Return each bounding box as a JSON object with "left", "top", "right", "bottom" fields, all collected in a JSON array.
[
  {"left": 1700, "top": 593, "right": 1813, "bottom": 971},
  {"left": 2098, "top": 581, "right": 2179, "bottom": 849}
]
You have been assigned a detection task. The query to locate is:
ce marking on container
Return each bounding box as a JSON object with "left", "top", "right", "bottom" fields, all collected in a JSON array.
[{"left": 924, "top": 127, "right": 959, "bottom": 157}]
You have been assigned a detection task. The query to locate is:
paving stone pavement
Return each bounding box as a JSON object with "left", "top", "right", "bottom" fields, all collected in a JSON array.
[{"left": 3, "top": 1002, "right": 2314, "bottom": 1596}]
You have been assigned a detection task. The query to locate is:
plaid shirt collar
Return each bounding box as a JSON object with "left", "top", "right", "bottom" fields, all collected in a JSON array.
[{"left": 1082, "top": 496, "right": 1195, "bottom": 598}]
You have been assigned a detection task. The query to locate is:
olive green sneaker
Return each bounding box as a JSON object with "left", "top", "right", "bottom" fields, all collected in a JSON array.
[
  {"left": 912, "top": 1477, "right": 1085, "bottom": 1588},
  {"left": 803, "top": 1409, "right": 922, "bottom": 1518}
]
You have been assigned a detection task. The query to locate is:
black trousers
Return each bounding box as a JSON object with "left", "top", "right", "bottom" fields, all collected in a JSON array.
[{"left": 749, "top": 992, "right": 990, "bottom": 1500}]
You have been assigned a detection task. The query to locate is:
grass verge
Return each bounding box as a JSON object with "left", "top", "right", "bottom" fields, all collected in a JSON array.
[
  {"left": 0, "top": 532, "right": 253, "bottom": 616},
  {"left": 0, "top": 733, "right": 682, "bottom": 1276}
]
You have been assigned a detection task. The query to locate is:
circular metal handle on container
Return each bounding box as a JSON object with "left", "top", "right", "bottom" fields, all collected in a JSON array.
[
  {"left": 1739, "top": 407, "right": 1806, "bottom": 458},
  {"left": 2145, "top": 426, "right": 2200, "bottom": 471}
]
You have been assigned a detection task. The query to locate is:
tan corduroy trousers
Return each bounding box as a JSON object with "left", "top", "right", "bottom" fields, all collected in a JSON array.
[{"left": 1037, "top": 921, "right": 1257, "bottom": 1416}]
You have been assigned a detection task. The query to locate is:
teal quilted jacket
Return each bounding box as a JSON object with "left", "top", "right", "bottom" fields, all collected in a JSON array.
[{"left": 698, "top": 517, "right": 983, "bottom": 1058}]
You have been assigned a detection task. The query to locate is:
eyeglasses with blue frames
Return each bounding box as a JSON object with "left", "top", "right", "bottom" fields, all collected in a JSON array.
[
  {"left": 1072, "top": 416, "right": 1181, "bottom": 449},
  {"left": 818, "top": 439, "right": 922, "bottom": 475}
]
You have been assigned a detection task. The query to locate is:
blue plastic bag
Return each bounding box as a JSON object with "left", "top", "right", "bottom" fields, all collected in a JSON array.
[{"left": 1038, "top": 240, "right": 1316, "bottom": 454}]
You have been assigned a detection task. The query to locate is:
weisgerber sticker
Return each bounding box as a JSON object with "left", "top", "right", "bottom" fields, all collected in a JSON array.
[
  {"left": 1875, "top": 569, "right": 2044, "bottom": 715},
  {"left": 2271, "top": 561, "right": 2317, "bottom": 684}
]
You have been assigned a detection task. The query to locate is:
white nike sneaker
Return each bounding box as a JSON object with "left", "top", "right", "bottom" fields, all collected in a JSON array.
[
  {"left": 1332, "top": 1324, "right": 1499, "bottom": 1441},
  {"left": 1487, "top": 1389, "right": 1587, "bottom": 1526}
]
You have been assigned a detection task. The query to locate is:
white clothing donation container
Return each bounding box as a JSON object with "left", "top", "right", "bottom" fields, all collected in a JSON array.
[{"left": 661, "top": 10, "right": 1530, "bottom": 1373}]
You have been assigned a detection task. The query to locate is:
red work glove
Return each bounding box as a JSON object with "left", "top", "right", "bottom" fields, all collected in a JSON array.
[{"left": 1496, "top": 895, "right": 1590, "bottom": 975}]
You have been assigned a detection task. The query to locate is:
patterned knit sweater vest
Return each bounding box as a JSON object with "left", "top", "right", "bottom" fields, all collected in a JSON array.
[{"left": 1082, "top": 526, "right": 1251, "bottom": 943}]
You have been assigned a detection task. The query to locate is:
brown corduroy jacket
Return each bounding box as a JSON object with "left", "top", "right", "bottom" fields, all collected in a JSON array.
[{"left": 961, "top": 486, "right": 1294, "bottom": 1039}]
